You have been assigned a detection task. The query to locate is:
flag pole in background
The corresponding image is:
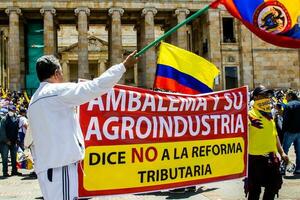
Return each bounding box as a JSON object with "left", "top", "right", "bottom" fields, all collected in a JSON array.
[{"left": 135, "top": 0, "right": 221, "bottom": 57}]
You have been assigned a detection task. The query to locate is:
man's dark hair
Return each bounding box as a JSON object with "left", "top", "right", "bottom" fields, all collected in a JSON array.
[
  {"left": 36, "top": 55, "right": 61, "bottom": 82},
  {"left": 287, "top": 91, "right": 298, "bottom": 101}
]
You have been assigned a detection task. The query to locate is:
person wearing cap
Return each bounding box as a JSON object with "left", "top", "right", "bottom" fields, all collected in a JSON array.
[
  {"left": 246, "top": 85, "right": 289, "bottom": 200},
  {"left": 282, "top": 90, "right": 300, "bottom": 175},
  {"left": 1, "top": 104, "right": 21, "bottom": 176},
  {"left": 27, "top": 53, "right": 138, "bottom": 200}
]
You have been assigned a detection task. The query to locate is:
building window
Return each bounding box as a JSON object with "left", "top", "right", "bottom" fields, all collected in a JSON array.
[
  {"left": 224, "top": 66, "right": 238, "bottom": 89},
  {"left": 222, "top": 18, "right": 236, "bottom": 43}
]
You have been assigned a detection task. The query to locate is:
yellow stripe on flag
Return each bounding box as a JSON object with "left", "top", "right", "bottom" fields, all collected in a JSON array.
[{"left": 278, "top": 0, "right": 300, "bottom": 27}]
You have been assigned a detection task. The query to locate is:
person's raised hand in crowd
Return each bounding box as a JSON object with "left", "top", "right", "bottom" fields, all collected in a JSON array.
[{"left": 122, "top": 50, "right": 139, "bottom": 69}]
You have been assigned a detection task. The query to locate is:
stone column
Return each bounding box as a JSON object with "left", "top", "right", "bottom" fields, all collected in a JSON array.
[
  {"left": 138, "top": 7, "right": 157, "bottom": 88},
  {"left": 174, "top": 8, "right": 190, "bottom": 50},
  {"left": 108, "top": 8, "right": 123, "bottom": 66},
  {"left": 75, "top": 7, "right": 90, "bottom": 79},
  {"left": 108, "top": 8, "right": 124, "bottom": 83},
  {"left": 206, "top": 10, "right": 222, "bottom": 90},
  {"left": 40, "top": 7, "right": 56, "bottom": 55},
  {"left": 5, "top": 7, "right": 22, "bottom": 91}
]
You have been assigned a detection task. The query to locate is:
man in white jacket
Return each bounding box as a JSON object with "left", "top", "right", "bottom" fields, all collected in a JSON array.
[{"left": 27, "top": 51, "right": 138, "bottom": 200}]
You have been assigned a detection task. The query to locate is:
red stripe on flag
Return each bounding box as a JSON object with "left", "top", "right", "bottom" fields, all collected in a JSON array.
[
  {"left": 154, "top": 76, "right": 201, "bottom": 95},
  {"left": 210, "top": 0, "right": 222, "bottom": 9}
]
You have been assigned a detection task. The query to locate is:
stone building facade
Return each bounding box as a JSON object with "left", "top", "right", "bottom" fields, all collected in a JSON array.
[{"left": 0, "top": 0, "right": 299, "bottom": 92}]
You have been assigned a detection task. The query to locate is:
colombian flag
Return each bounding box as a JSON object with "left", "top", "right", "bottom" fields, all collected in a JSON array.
[
  {"left": 217, "top": 0, "right": 300, "bottom": 48},
  {"left": 154, "top": 42, "right": 220, "bottom": 95}
]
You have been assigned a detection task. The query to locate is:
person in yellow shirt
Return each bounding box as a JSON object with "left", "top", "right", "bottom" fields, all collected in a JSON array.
[{"left": 247, "top": 85, "right": 289, "bottom": 200}]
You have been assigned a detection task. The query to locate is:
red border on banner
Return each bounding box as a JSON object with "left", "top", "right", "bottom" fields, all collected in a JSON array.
[{"left": 78, "top": 85, "right": 248, "bottom": 197}]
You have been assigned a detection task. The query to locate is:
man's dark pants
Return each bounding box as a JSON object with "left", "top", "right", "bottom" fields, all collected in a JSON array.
[
  {"left": 0, "top": 142, "right": 17, "bottom": 175},
  {"left": 247, "top": 154, "right": 282, "bottom": 200}
]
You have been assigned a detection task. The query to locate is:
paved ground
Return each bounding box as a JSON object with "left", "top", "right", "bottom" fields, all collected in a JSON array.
[{"left": 0, "top": 148, "right": 299, "bottom": 200}]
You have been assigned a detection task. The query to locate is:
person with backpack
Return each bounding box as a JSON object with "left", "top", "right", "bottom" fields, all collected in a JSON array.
[
  {"left": 3, "top": 105, "right": 22, "bottom": 176},
  {"left": 0, "top": 107, "right": 10, "bottom": 177}
]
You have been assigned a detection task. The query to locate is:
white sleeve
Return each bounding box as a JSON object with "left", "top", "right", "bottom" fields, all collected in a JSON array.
[{"left": 58, "top": 63, "right": 126, "bottom": 107}]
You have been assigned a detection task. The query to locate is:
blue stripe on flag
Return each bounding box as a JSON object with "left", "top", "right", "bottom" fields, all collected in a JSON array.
[{"left": 156, "top": 64, "right": 213, "bottom": 93}]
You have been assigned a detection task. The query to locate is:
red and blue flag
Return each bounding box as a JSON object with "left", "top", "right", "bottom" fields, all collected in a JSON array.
[{"left": 215, "top": 0, "right": 300, "bottom": 48}]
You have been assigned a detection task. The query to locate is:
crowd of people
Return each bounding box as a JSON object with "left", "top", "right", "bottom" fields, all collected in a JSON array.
[
  {"left": 271, "top": 89, "right": 300, "bottom": 176},
  {"left": 246, "top": 87, "right": 300, "bottom": 199},
  {"left": 0, "top": 87, "right": 30, "bottom": 177}
]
